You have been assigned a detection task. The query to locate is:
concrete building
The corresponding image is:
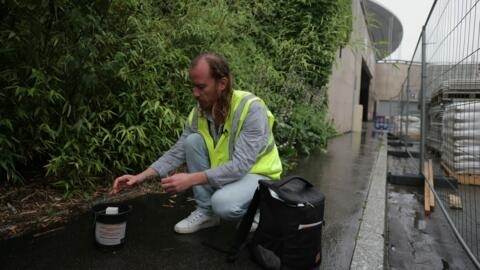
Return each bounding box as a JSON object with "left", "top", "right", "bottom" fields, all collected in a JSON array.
[
  {"left": 327, "top": 0, "right": 404, "bottom": 133},
  {"left": 374, "top": 61, "right": 421, "bottom": 117}
]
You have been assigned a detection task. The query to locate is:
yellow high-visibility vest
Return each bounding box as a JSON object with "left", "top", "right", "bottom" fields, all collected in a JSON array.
[{"left": 188, "top": 90, "right": 282, "bottom": 179}]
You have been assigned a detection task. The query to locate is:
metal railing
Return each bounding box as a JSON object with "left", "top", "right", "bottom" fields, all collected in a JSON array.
[{"left": 384, "top": 0, "right": 480, "bottom": 267}]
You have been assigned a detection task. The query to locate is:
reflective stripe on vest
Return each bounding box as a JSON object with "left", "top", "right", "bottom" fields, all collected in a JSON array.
[
  {"left": 229, "top": 95, "right": 276, "bottom": 161},
  {"left": 191, "top": 108, "right": 199, "bottom": 131},
  {"left": 229, "top": 94, "right": 255, "bottom": 159}
]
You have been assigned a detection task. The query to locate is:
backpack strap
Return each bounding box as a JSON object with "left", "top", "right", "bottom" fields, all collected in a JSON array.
[
  {"left": 262, "top": 176, "right": 316, "bottom": 205},
  {"left": 227, "top": 186, "right": 261, "bottom": 262},
  {"left": 270, "top": 175, "right": 313, "bottom": 188}
]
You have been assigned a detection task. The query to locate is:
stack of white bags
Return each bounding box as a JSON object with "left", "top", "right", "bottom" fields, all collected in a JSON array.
[
  {"left": 442, "top": 101, "right": 480, "bottom": 174},
  {"left": 391, "top": 115, "right": 421, "bottom": 137}
]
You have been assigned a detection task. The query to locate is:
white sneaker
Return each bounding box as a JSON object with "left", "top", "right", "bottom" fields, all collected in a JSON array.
[{"left": 174, "top": 209, "right": 220, "bottom": 234}]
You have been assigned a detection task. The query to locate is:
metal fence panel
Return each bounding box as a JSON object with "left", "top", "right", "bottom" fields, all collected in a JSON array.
[{"left": 388, "top": 0, "right": 480, "bottom": 267}]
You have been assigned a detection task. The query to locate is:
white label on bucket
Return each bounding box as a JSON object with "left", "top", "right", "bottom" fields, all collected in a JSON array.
[
  {"left": 105, "top": 207, "right": 119, "bottom": 215},
  {"left": 95, "top": 221, "right": 126, "bottom": 246}
]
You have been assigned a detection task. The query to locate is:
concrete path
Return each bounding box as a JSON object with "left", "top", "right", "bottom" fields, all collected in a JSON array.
[
  {"left": 350, "top": 141, "right": 386, "bottom": 270},
  {"left": 295, "top": 126, "right": 386, "bottom": 270}
]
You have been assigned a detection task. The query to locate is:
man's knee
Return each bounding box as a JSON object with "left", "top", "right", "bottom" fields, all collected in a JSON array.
[{"left": 211, "top": 192, "right": 246, "bottom": 221}]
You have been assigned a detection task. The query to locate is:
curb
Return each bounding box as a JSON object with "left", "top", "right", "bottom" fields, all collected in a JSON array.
[{"left": 350, "top": 139, "right": 387, "bottom": 270}]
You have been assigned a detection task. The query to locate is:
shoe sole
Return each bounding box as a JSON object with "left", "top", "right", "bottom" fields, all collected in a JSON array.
[{"left": 174, "top": 219, "right": 220, "bottom": 234}]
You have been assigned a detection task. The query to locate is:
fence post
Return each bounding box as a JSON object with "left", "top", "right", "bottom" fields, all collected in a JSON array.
[
  {"left": 400, "top": 83, "right": 404, "bottom": 136},
  {"left": 420, "top": 26, "right": 426, "bottom": 176},
  {"left": 406, "top": 70, "right": 410, "bottom": 139}
]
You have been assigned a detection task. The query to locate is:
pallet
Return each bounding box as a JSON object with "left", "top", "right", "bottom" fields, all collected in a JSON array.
[
  {"left": 430, "top": 79, "right": 480, "bottom": 106},
  {"left": 431, "top": 91, "right": 480, "bottom": 105},
  {"left": 441, "top": 161, "right": 480, "bottom": 185}
]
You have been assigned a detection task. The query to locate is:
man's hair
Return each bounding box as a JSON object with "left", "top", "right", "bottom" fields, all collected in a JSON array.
[{"left": 190, "top": 52, "right": 233, "bottom": 125}]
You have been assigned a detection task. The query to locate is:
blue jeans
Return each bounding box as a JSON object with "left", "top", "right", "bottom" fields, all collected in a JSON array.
[{"left": 184, "top": 133, "right": 265, "bottom": 221}]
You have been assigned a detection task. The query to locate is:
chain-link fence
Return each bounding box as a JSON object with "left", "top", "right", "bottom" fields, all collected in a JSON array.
[{"left": 386, "top": 0, "right": 480, "bottom": 267}]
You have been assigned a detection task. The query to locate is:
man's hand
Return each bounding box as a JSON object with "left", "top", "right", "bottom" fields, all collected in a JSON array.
[
  {"left": 111, "top": 174, "right": 141, "bottom": 194},
  {"left": 110, "top": 168, "right": 158, "bottom": 195},
  {"left": 161, "top": 172, "right": 208, "bottom": 194}
]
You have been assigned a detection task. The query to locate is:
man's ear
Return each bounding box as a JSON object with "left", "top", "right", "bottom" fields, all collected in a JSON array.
[{"left": 218, "top": 77, "right": 228, "bottom": 91}]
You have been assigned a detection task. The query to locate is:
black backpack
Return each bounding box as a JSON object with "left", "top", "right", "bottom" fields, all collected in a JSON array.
[{"left": 228, "top": 175, "right": 325, "bottom": 270}]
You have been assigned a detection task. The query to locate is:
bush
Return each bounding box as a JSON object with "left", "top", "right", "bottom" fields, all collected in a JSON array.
[{"left": 0, "top": 0, "right": 351, "bottom": 193}]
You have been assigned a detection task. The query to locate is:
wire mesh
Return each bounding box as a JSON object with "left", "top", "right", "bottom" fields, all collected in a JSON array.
[{"left": 388, "top": 0, "right": 480, "bottom": 267}]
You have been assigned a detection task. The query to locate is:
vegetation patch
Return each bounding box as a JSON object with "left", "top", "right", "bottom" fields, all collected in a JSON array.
[{"left": 0, "top": 0, "right": 351, "bottom": 237}]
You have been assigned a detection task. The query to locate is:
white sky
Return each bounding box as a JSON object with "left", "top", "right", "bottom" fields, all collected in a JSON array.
[{"left": 374, "top": 0, "right": 435, "bottom": 61}]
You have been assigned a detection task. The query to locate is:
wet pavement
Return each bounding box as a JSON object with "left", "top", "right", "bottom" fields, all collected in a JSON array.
[
  {"left": 1, "top": 124, "right": 472, "bottom": 269},
  {"left": 386, "top": 141, "right": 477, "bottom": 269},
  {"left": 386, "top": 183, "right": 475, "bottom": 270},
  {"left": 294, "top": 128, "right": 383, "bottom": 269},
  {"left": 0, "top": 193, "right": 262, "bottom": 270}
]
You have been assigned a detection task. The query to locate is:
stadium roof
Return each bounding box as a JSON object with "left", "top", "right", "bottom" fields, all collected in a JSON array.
[{"left": 364, "top": 0, "right": 403, "bottom": 60}]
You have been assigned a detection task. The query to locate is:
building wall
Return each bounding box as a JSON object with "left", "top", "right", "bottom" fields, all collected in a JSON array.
[
  {"left": 373, "top": 62, "right": 409, "bottom": 101},
  {"left": 374, "top": 63, "right": 478, "bottom": 104},
  {"left": 372, "top": 62, "right": 421, "bottom": 115},
  {"left": 327, "top": 0, "right": 376, "bottom": 133}
]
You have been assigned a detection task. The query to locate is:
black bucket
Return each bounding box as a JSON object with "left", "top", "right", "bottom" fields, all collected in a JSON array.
[{"left": 92, "top": 203, "right": 132, "bottom": 251}]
